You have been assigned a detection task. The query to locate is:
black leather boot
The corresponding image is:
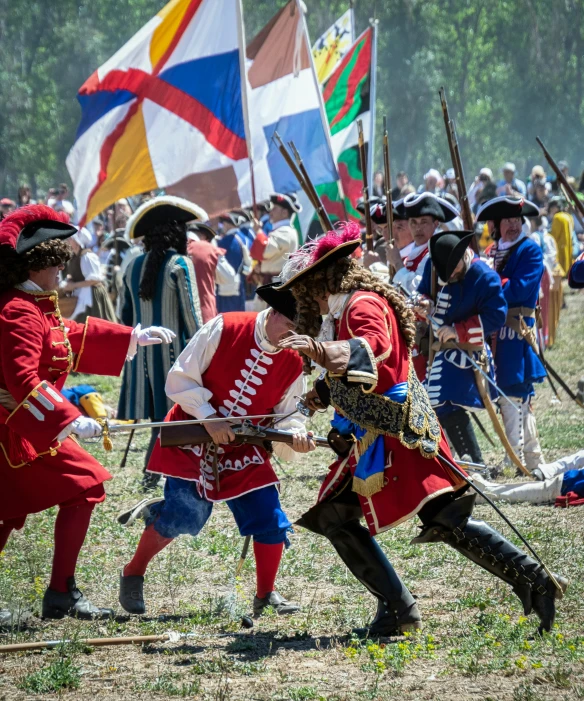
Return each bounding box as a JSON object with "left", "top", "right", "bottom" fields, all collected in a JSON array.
[
  {"left": 412, "top": 494, "right": 568, "bottom": 633},
  {"left": 297, "top": 499, "right": 420, "bottom": 637},
  {"left": 42, "top": 578, "right": 114, "bottom": 620},
  {"left": 440, "top": 409, "right": 483, "bottom": 464},
  {"left": 119, "top": 573, "right": 146, "bottom": 615},
  {"left": 253, "top": 592, "right": 300, "bottom": 617}
]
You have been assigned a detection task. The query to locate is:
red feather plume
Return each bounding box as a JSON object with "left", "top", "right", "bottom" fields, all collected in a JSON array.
[{"left": 309, "top": 221, "right": 361, "bottom": 264}]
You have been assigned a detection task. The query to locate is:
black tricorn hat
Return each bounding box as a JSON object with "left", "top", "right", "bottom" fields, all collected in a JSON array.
[
  {"left": 429, "top": 230, "right": 475, "bottom": 282},
  {"left": 187, "top": 222, "right": 217, "bottom": 240},
  {"left": 126, "top": 196, "right": 207, "bottom": 239},
  {"left": 403, "top": 192, "right": 458, "bottom": 222},
  {"left": 256, "top": 282, "right": 297, "bottom": 321},
  {"left": 476, "top": 196, "right": 539, "bottom": 222},
  {"left": 392, "top": 197, "right": 408, "bottom": 221},
  {"left": 17, "top": 220, "right": 77, "bottom": 254},
  {"left": 270, "top": 192, "right": 302, "bottom": 213},
  {"left": 219, "top": 210, "right": 248, "bottom": 227}
]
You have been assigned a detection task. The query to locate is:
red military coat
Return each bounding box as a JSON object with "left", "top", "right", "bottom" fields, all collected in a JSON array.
[
  {"left": 147, "top": 312, "right": 303, "bottom": 502},
  {"left": 317, "top": 290, "right": 464, "bottom": 536},
  {"left": 0, "top": 288, "right": 132, "bottom": 521}
]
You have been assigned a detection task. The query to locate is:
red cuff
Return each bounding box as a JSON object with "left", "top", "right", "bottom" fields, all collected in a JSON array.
[
  {"left": 69, "top": 317, "right": 132, "bottom": 376},
  {"left": 250, "top": 231, "right": 269, "bottom": 261},
  {"left": 454, "top": 315, "right": 484, "bottom": 346},
  {"left": 501, "top": 277, "right": 509, "bottom": 287},
  {"left": 5, "top": 381, "right": 80, "bottom": 452}
]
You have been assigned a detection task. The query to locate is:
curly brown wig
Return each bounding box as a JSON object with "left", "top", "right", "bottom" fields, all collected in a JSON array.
[
  {"left": 291, "top": 258, "right": 416, "bottom": 353},
  {"left": 0, "top": 239, "right": 72, "bottom": 295},
  {"left": 139, "top": 221, "right": 187, "bottom": 301}
]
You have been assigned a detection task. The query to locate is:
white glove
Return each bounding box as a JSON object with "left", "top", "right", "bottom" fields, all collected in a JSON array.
[
  {"left": 58, "top": 416, "right": 102, "bottom": 441},
  {"left": 134, "top": 324, "right": 176, "bottom": 347}
]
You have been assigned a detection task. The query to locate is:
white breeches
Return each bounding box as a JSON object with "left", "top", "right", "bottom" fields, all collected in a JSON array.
[{"left": 498, "top": 396, "right": 544, "bottom": 473}]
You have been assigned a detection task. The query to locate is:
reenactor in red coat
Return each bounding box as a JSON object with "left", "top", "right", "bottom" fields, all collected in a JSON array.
[{"left": 0, "top": 205, "right": 174, "bottom": 623}]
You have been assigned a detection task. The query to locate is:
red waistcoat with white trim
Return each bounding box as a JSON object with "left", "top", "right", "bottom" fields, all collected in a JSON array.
[{"left": 148, "top": 312, "right": 303, "bottom": 501}]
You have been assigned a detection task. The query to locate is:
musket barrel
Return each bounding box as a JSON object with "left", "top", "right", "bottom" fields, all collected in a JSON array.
[{"left": 536, "top": 136, "right": 584, "bottom": 221}]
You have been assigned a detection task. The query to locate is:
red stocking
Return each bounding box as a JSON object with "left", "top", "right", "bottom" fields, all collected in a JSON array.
[
  {"left": 50, "top": 501, "right": 95, "bottom": 592},
  {"left": 253, "top": 541, "right": 284, "bottom": 598},
  {"left": 124, "top": 524, "right": 173, "bottom": 577}
]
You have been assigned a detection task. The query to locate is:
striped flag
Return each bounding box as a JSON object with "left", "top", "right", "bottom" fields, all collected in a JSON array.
[
  {"left": 67, "top": 0, "right": 250, "bottom": 225},
  {"left": 297, "top": 26, "right": 373, "bottom": 236},
  {"left": 325, "top": 27, "right": 373, "bottom": 221},
  {"left": 244, "top": 0, "right": 338, "bottom": 204}
]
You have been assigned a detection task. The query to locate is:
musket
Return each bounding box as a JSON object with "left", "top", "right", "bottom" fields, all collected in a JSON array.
[
  {"left": 357, "top": 119, "right": 374, "bottom": 251},
  {"left": 382, "top": 116, "right": 395, "bottom": 276},
  {"left": 536, "top": 137, "right": 584, "bottom": 223},
  {"left": 439, "top": 87, "right": 477, "bottom": 251},
  {"left": 272, "top": 133, "right": 332, "bottom": 232},
  {"left": 289, "top": 141, "right": 333, "bottom": 231}
]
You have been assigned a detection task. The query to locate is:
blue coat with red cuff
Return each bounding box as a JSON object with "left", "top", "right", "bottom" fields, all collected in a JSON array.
[
  {"left": 0, "top": 288, "right": 132, "bottom": 521},
  {"left": 418, "top": 257, "right": 507, "bottom": 415},
  {"left": 491, "top": 237, "right": 546, "bottom": 398}
]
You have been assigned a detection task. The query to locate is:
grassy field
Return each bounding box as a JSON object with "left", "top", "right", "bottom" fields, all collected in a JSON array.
[{"left": 1, "top": 287, "right": 583, "bottom": 701}]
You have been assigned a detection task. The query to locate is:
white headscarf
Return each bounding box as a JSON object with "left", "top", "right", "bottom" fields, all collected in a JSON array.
[{"left": 71, "top": 227, "right": 93, "bottom": 249}]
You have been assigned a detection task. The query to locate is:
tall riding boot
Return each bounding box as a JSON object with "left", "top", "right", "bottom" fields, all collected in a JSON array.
[
  {"left": 297, "top": 500, "right": 420, "bottom": 636},
  {"left": 412, "top": 494, "right": 568, "bottom": 633},
  {"left": 440, "top": 409, "right": 483, "bottom": 463}
]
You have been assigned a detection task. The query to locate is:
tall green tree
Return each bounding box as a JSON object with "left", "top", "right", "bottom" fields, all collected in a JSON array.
[{"left": 0, "top": 0, "right": 583, "bottom": 198}]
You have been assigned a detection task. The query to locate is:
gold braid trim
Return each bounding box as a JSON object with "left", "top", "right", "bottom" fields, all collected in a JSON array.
[
  {"left": 0, "top": 440, "right": 61, "bottom": 469},
  {"left": 327, "top": 359, "right": 441, "bottom": 460}
]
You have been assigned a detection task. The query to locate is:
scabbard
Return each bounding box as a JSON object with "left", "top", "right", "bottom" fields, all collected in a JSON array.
[{"left": 472, "top": 367, "right": 532, "bottom": 478}]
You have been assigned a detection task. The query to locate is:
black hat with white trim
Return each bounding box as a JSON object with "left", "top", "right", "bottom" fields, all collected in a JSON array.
[
  {"left": 125, "top": 196, "right": 208, "bottom": 240},
  {"left": 269, "top": 192, "right": 302, "bottom": 214},
  {"left": 403, "top": 192, "right": 458, "bottom": 223},
  {"left": 476, "top": 196, "right": 539, "bottom": 222}
]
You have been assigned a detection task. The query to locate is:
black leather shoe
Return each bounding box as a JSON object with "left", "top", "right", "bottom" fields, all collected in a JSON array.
[
  {"left": 253, "top": 591, "right": 300, "bottom": 617},
  {"left": 42, "top": 578, "right": 114, "bottom": 620},
  {"left": 119, "top": 573, "right": 146, "bottom": 615}
]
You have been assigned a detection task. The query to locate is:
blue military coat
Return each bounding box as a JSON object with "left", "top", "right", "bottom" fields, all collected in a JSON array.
[
  {"left": 419, "top": 257, "right": 507, "bottom": 415},
  {"left": 492, "top": 236, "right": 546, "bottom": 398}
]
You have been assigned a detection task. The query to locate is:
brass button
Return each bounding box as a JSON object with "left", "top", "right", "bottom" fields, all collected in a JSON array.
[
  {"left": 392, "top": 476, "right": 398, "bottom": 481},
  {"left": 31, "top": 391, "right": 39, "bottom": 398},
  {"left": 50, "top": 448, "right": 57, "bottom": 456},
  {"left": 23, "top": 403, "right": 30, "bottom": 409}
]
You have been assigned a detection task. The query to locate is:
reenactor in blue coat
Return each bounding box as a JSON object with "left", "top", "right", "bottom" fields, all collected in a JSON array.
[
  {"left": 416, "top": 231, "right": 507, "bottom": 464},
  {"left": 477, "top": 197, "right": 546, "bottom": 475}
]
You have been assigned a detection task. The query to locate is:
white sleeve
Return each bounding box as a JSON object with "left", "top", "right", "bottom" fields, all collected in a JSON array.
[
  {"left": 392, "top": 264, "right": 423, "bottom": 295},
  {"left": 271, "top": 373, "right": 307, "bottom": 462},
  {"left": 263, "top": 228, "right": 295, "bottom": 261},
  {"left": 215, "top": 254, "right": 236, "bottom": 285},
  {"left": 164, "top": 315, "right": 224, "bottom": 419},
  {"left": 80, "top": 251, "right": 103, "bottom": 281}
]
